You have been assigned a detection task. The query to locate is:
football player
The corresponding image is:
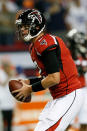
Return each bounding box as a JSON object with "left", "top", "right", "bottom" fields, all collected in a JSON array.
[
  {"left": 66, "top": 28, "right": 87, "bottom": 60},
  {"left": 12, "top": 9, "right": 84, "bottom": 131},
  {"left": 66, "top": 29, "right": 87, "bottom": 131}
]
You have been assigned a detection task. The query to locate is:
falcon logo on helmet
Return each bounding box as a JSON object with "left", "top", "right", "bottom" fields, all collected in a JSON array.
[{"left": 28, "top": 9, "right": 42, "bottom": 24}]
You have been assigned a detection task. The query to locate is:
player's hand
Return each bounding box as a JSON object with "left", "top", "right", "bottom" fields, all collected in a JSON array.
[
  {"left": 12, "top": 81, "right": 32, "bottom": 102},
  {"left": 18, "top": 79, "right": 30, "bottom": 84}
]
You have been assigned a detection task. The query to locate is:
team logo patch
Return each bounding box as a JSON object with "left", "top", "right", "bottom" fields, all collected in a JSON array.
[{"left": 40, "top": 40, "right": 47, "bottom": 45}]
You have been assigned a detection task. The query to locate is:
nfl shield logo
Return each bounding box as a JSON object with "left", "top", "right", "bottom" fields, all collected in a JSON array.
[{"left": 40, "top": 39, "right": 47, "bottom": 45}]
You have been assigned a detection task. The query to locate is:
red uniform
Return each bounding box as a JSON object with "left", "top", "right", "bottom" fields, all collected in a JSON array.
[{"left": 29, "top": 34, "right": 81, "bottom": 99}]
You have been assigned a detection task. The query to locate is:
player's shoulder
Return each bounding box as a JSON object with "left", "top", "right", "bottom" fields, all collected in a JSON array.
[
  {"left": 35, "top": 34, "right": 60, "bottom": 48},
  {"left": 40, "top": 34, "right": 60, "bottom": 44},
  {"left": 34, "top": 34, "right": 58, "bottom": 54}
]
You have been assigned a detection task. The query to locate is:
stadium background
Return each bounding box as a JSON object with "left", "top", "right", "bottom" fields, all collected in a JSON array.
[{"left": 0, "top": 0, "right": 87, "bottom": 131}]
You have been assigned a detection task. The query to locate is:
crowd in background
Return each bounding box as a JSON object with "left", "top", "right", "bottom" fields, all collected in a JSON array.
[
  {"left": 0, "top": 0, "right": 87, "bottom": 46},
  {"left": 0, "top": 0, "right": 87, "bottom": 131},
  {"left": 0, "top": 57, "right": 26, "bottom": 131}
]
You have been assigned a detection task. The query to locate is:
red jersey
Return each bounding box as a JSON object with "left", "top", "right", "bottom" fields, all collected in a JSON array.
[{"left": 29, "top": 34, "right": 81, "bottom": 99}]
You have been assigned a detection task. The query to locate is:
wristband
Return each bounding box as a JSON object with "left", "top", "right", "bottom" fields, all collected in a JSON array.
[
  {"left": 30, "top": 77, "right": 42, "bottom": 84},
  {"left": 32, "top": 81, "right": 44, "bottom": 92}
]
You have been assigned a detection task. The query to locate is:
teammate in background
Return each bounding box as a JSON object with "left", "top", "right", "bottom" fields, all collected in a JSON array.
[
  {"left": 0, "top": 59, "right": 16, "bottom": 131},
  {"left": 66, "top": 29, "right": 87, "bottom": 60},
  {"left": 12, "top": 9, "right": 84, "bottom": 131},
  {"left": 66, "top": 29, "right": 87, "bottom": 131}
]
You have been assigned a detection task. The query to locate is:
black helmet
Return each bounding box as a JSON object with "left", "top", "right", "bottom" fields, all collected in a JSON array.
[
  {"left": 15, "top": 9, "right": 45, "bottom": 42},
  {"left": 66, "top": 29, "right": 86, "bottom": 44},
  {"left": 66, "top": 29, "right": 87, "bottom": 59}
]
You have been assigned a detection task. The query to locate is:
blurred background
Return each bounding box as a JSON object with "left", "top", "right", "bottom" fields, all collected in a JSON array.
[{"left": 0, "top": 0, "right": 87, "bottom": 131}]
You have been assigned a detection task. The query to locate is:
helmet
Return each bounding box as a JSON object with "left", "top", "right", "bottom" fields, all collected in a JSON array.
[
  {"left": 66, "top": 29, "right": 86, "bottom": 44},
  {"left": 15, "top": 9, "right": 45, "bottom": 42},
  {"left": 66, "top": 29, "right": 87, "bottom": 59}
]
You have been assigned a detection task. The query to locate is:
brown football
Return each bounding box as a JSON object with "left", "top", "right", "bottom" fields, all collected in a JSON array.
[{"left": 9, "top": 80, "right": 31, "bottom": 103}]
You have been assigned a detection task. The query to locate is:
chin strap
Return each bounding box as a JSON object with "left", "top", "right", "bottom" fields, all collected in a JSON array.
[{"left": 24, "top": 25, "right": 45, "bottom": 42}]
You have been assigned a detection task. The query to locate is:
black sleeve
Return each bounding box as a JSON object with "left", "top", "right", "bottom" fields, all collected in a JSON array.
[{"left": 41, "top": 48, "right": 60, "bottom": 74}]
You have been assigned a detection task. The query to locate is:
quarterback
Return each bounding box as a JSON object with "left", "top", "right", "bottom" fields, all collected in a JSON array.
[{"left": 12, "top": 9, "right": 84, "bottom": 131}]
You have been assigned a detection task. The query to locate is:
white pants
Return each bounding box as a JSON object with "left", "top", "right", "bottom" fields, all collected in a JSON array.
[
  {"left": 71, "top": 87, "right": 87, "bottom": 125},
  {"left": 34, "top": 88, "right": 84, "bottom": 131},
  {"left": 78, "top": 87, "right": 87, "bottom": 124}
]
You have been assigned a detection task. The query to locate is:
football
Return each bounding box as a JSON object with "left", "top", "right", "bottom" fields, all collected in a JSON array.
[{"left": 9, "top": 80, "right": 31, "bottom": 103}]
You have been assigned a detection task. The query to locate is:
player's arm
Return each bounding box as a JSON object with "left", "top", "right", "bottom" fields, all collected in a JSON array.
[
  {"left": 31, "top": 48, "right": 60, "bottom": 92},
  {"left": 19, "top": 77, "right": 42, "bottom": 85},
  {"left": 12, "top": 48, "right": 60, "bottom": 101},
  {"left": 20, "top": 47, "right": 60, "bottom": 89},
  {"left": 41, "top": 73, "right": 60, "bottom": 89}
]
